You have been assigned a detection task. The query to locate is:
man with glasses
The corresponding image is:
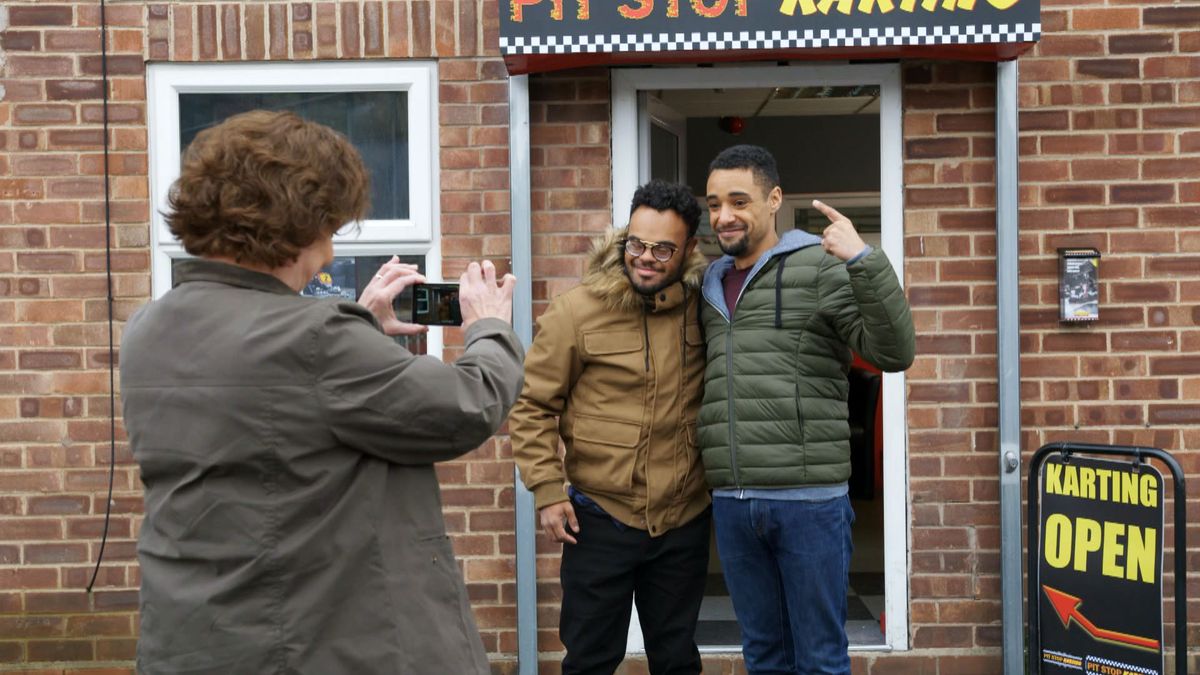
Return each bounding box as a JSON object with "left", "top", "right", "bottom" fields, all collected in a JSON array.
[{"left": 511, "top": 180, "right": 711, "bottom": 674}]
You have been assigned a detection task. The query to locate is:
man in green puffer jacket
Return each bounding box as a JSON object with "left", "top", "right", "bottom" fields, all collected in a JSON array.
[{"left": 698, "top": 145, "right": 915, "bottom": 674}]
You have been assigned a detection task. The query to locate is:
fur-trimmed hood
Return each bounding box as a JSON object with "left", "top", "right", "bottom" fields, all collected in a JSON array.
[{"left": 581, "top": 227, "right": 709, "bottom": 313}]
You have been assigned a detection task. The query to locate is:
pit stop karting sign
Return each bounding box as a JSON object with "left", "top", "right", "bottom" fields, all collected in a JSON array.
[{"left": 1037, "top": 455, "right": 1165, "bottom": 675}]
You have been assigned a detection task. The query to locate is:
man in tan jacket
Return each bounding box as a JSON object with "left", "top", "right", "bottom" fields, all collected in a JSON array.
[{"left": 510, "top": 180, "right": 710, "bottom": 675}]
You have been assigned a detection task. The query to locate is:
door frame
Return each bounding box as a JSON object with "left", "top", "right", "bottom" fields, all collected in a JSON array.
[{"left": 611, "top": 62, "right": 910, "bottom": 652}]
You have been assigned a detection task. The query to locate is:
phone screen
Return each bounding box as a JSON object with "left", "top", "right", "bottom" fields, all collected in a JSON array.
[{"left": 411, "top": 283, "right": 463, "bottom": 326}]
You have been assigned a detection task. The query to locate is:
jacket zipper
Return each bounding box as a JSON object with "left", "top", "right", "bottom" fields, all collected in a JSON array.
[
  {"left": 710, "top": 259, "right": 781, "bottom": 490},
  {"left": 725, "top": 321, "right": 740, "bottom": 488},
  {"left": 642, "top": 312, "right": 650, "bottom": 372}
]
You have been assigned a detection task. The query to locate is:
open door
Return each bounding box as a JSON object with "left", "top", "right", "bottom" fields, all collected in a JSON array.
[{"left": 614, "top": 63, "right": 909, "bottom": 655}]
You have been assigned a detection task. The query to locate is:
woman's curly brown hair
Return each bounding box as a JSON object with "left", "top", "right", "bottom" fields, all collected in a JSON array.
[{"left": 166, "top": 110, "right": 370, "bottom": 268}]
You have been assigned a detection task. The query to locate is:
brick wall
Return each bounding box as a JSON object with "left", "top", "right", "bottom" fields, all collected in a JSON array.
[
  {"left": 896, "top": 2, "right": 1200, "bottom": 673},
  {"left": 0, "top": 1, "right": 520, "bottom": 671}
]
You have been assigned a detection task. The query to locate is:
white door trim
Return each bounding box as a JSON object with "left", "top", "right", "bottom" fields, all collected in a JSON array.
[{"left": 611, "top": 62, "right": 910, "bottom": 653}]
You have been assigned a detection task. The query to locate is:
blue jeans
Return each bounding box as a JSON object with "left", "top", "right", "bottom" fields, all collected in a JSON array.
[{"left": 713, "top": 494, "right": 854, "bottom": 675}]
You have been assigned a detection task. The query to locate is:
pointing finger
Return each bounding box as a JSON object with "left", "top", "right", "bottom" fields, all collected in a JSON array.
[{"left": 812, "top": 199, "right": 845, "bottom": 224}]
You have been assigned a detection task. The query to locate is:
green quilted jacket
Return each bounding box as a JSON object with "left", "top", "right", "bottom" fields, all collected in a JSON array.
[{"left": 698, "top": 229, "right": 915, "bottom": 489}]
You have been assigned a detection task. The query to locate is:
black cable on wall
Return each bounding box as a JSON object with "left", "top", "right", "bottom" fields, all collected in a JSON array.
[{"left": 86, "top": 0, "right": 118, "bottom": 594}]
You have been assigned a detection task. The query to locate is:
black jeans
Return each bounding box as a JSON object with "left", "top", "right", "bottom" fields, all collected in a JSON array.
[{"left": 559, "top": 505, "right": 711, "bottom": 675}]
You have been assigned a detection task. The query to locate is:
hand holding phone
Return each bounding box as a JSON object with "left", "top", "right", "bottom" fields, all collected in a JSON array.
[
  {"left": 358, "top": 257, "right": 428, "bottom": 336},
  {"left": 458, "top": 260, "right": 516, "bottom": 329}
]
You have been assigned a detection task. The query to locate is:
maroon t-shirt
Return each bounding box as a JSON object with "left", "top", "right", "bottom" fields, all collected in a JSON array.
[{"left": 722, "top": 265, "right": 752, "bottom": 319}]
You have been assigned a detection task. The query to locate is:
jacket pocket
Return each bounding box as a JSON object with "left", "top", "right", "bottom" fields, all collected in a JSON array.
[
  {"left": 568, "top": 414, "right": 641, "bottom": 495},
  {"left": 675, "top": 421, "right": 699, "bottom": 499},
  {"left": 582, "top": 329, "right": 643, "bottom": 356}
]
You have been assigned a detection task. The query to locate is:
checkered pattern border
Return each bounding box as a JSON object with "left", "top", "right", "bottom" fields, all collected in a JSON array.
[{"left": 500, "top": 23, "right": 1040, "bottom": 54}]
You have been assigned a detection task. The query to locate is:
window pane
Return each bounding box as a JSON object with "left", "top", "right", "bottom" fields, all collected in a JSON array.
[
  {"left": 179, "top": 92, "right": 410, "bottom": 220},
  {"left": 171, "top": 255, "right": 428, "bottom": 355},
  {"left": 302, "top": 254, "right": 428, "bottom": 354},
  {"left": 650, "top": 123, "right": 680, "bottom": 183}
]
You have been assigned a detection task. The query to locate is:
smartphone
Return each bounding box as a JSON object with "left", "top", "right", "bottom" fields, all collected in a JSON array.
[{"left": 411, "top": 283, "right": 463, "bottom": 326}]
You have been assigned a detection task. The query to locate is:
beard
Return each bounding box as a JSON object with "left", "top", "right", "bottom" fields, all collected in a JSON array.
[
  {"left": 717, "top": 231, "right": 750, "bottom": 257},
  {"left": 624, "top": 260, "right": 684, "bottom": 297}
]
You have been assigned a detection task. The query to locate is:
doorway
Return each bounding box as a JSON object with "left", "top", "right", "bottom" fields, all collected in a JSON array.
[{"left": 611, "top": 63, "right": 909, "bottom": 653}]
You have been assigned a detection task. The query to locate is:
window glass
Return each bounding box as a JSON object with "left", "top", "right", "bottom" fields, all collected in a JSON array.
[
  {"left": 171, "top": 255, "right": 428, "bottom": 355},
  {"left": 179, "top": 92, "right": 410, "bottom": 220}
]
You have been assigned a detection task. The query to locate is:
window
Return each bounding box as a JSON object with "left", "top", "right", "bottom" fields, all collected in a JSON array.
[{"left": 148, "top": 61, "right": 441, "bottom": 354}]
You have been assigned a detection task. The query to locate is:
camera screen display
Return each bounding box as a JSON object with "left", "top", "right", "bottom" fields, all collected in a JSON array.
[{"left": 412, "top": 283, "right": 462, "bottom": 326}]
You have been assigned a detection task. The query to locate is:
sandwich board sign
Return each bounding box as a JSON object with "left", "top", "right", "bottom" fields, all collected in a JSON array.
[{"left": 1036, "top": 454, "right": 1164, "bottom": 675}]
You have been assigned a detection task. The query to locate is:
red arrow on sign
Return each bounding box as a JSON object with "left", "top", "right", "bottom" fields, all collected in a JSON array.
[{"left": 1043, "top": 585, "right": 1160, "bottom": 653}]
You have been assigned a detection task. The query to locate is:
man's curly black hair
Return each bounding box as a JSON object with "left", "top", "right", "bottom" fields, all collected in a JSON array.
[
  {"left": 708, "top": 144, "right": 781, "bottom": 195},
  {"left": 629, "top": 179, "right": 703, "bottom": 238}
]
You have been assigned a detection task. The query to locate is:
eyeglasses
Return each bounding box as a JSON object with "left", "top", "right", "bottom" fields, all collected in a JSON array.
[{"left": 623, "top": 237, "right": 679, "bottom": 262}]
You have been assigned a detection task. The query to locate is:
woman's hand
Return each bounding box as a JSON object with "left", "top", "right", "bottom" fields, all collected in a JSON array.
[
  {"left": 357, "top": 256, "right": 429, "bottom": 336},
  {"left": 459, "top": 260, "right": 516, "bottom": 330}
]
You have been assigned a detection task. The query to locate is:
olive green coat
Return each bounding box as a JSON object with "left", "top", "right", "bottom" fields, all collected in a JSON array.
[{"left": 698, "top": 230, "right": 915, "bottom": 489}]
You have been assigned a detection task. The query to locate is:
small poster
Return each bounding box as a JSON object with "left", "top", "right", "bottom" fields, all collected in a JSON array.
[
  {"left": 1059, "top": 248, "right": 1100, "bottom": 322},
  {"left": 303, "top": 258, "right": 358, "bottom": 301}
]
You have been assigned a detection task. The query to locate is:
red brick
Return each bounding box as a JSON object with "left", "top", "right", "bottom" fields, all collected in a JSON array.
[
  {"left": 1019, "top": 110, "right": 1070, "bottom": 131},
  {"left": 364, "top": 2, "right": 384, "bottom": 55},
  {"left": 1144, "top": 6, "right": 1200, "bottom": 27},
  {"left": 80, "top": 55, "right": 144, "bottom": 76},
  {"left": 9, "top": 5, "right": 74, "bottom": 26},
  {"left": 48, "top": 129, "right": 105, "bottom": 149},
  {"left": 1111, "top": 83, "right": 1174, "bottom": 105},
  {"left": 0, "top": 616, "right": 63, "bottom": 638},
  {"left": 1105, "top": 33, "right": 1175, "bottom": 58},
  {"left": 316, "top": 2, "right": 337, "bottom": 58},
  {"left": 1073, "top": 208, "right": 1138, "bottom": 229},
  {"left": 907, "top": 188, "right": 970, "bottom": 208},
  {"left": 1073, "top": 8, "right": 1140, "bottom": 31},
  {"left": 1071, "top": 159, "right": 1137, "bottom": 181},
  {"left": 1111, "top": 184, "right": 1175, "bottom": 204},
  {"left": 1149, "top": 405, "right": 1200, "bottom": 425},
  {"left": 65, "top": 615, "right": 133, "bottom": 638},
  {"left": 24, "top": 543, "right": 89, "bottom": 565},
  {"left": 387, "top": 1, "right": 409, "bottom": 56},
  {"left": 1110, "top": 132, "right": 1171, "bottom": 155},
  {"left": 906, "top": 138, "right": 970, "bottom": 159},
  {"left": 46, "top": 80, "right": 104, "bottom": 101},
  {"left": 1146, "top": 57, "right": 1200, "bottom": 80},
  {"left": 28, "top": 495, "right": 90, "bottom": 515},
  {"left": 13, "top": 104, "right": 76, "bottom": 125},
  {"left": 341, "top": 2, "right": 361, "bottom": 57},
  {"left": 1145, "top": 107, "right": 1200, "bottom": 128},
  {"left": 197, "top": 4, "right": 218, "bottom": 59},
  {"left": 1147, "top": 207, "right": 1197, "bottom": 227},
  {"left": 1041, "top": 134, "right": 1106, "bottom": 155},
  {"left": 1037, "top": 34, "right": 1105, "bottom": 57},
  {"left": 1, "top": 31, "right": 42, "bottom": 50},
  {"left": 1043, "top": 185, "right": 1104, "bottom": 205},
  {"left": 1074, "top": 109, "right": 1139, "bottom": 130},
  {"left": 1113, "top": 282, "right": 1176, "bottom": 304},
  {"left": 458, "top": 0, "right": 478, "bottom": 55},
  {"left": 27, "top": 640, "right": 95, "bottom": 662}
]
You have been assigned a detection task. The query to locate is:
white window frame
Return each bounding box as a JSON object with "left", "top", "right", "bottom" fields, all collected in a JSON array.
[
  {"left": 612, "top": 62, "right": 910, "bottom": 653},
  {"left": 146, "top": 61, "right": 443, "bottom": 354}
]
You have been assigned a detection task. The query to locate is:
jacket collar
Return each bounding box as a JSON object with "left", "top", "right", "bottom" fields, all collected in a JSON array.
[
  {"left": 581, "top": 226, "right": 708, "bottom": 314},
  {"left": 701, "top": 228, "right": 823, "bottom": 321},
  {"left": 172, "top": 258, "right": 299, "bottom": 296}
]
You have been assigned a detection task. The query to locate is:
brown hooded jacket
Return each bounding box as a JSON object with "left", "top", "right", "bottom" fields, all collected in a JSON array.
[{"left": 510, "top": 228, "right": 710, "bottom": 536}]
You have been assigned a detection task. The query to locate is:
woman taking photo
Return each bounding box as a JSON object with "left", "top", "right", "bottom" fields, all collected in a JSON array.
[{"left": 120, "top": 110, "right": 524, "bottom": 674}]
